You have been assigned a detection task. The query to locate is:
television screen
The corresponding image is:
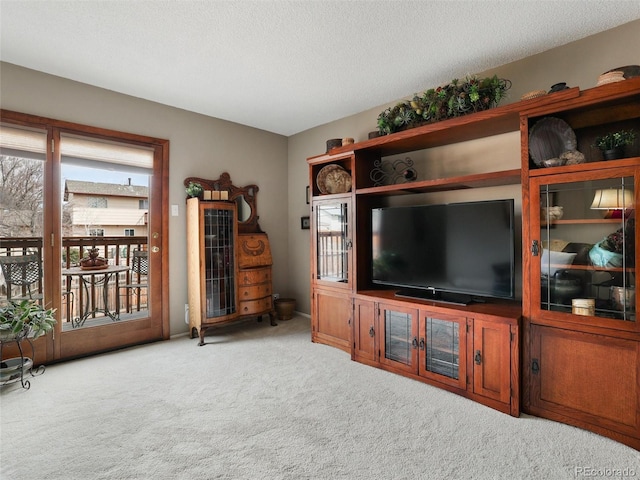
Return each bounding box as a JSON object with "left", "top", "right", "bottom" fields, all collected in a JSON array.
[{"left": 371, "top": 199, "right": 515, "bottom": 304}]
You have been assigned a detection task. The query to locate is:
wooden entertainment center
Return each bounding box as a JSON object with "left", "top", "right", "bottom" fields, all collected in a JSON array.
[{"left": 308, "top": 78, "right": 640, "bottom": 449}]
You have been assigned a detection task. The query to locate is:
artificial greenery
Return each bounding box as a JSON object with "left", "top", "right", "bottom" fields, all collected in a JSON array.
[
  {"left": 377, "top": 75, "right": 511, "bottom": 135},
  {"left": 0, "top": 299, "right": 56, "bottom": 340},
  {"left": 185, "top": 181, "right": 204, "bottom": 198},
  {"left": 593, "top": 129, "right": 636, "bottom": 151}
]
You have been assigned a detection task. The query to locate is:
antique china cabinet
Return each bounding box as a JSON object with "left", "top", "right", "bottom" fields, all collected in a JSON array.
[{"left": 185, "top": 173, "right": 276, "bottom": 346}]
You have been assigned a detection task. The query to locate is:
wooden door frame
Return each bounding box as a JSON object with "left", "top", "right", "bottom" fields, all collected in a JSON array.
[{"left": 0, "top": 109, "right": 170, "bottom": 362}]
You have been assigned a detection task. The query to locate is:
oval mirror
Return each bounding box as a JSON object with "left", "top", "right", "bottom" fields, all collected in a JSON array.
[{"left": 235, "top": 194, "right": 251, "bottom": 222}]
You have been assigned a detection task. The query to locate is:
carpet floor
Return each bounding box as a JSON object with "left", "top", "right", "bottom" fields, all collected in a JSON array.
[{"left": 1, "top": 315, "right": 638, "bottom": 479}]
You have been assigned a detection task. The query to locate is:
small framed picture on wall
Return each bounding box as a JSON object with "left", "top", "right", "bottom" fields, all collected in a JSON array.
[{"left": 301, "top": 216, "right": 310, "bottom": 229}]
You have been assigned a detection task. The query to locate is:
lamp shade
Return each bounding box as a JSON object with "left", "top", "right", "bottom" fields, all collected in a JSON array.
[{"left": 591, "top": 188, "right": 634, "bottom": 210}]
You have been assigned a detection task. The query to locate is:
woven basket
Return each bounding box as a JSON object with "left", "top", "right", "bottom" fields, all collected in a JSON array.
[
  {"left": 521, "top": 90, "right": 547, "bottom": 101},
  {"left": 597, "top": 71, "right": 625, "bottom": 86}
]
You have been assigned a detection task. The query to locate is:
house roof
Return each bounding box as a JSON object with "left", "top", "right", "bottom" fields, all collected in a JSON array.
[
  {"left": 1, "top": 2, "right": 639, "bottom": 136},
  {"left": 64, "top": 180, "right": 148, "bottom": 200}
]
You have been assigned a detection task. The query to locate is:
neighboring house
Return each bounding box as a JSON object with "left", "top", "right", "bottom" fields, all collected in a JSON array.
[{"left": 63, "top": 179, "right": 148, "bottom": 237}]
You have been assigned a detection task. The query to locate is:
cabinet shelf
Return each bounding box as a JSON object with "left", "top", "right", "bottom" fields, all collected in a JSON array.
[
  {"left": 547, "top": 263, "right": 632, "bottom": 273},
  {"left": 542, "top": 218, "right": 625, "bottom": 226},
  {"left": 529, "top": 157, "right": 640, "bottom": 177},
  {"left": 355, "top": 169, "right": 521, "bottom": 196}
]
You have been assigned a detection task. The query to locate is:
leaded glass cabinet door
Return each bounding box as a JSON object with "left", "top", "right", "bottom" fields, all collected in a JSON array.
[
  {"left": 378, "top": 304, "right": 418, "bottom": 373},
  {"left": 418, "top": 312, "right": 467, "bottom": 389},
  {"left": 531, "top": 167, "right": 637, "bottom": 328},
  {"left": 202, "top": 202, "right": 237, "bottom": 319},
  {"left": 313, "top": 196, "right": 352, "bottom": 289}
]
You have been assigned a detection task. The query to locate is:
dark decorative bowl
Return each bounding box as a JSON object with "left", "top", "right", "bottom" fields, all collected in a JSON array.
[
  {"left": 326, "top": 139, "right": 342, "bottom": 152},
  {"left": 549, "top": 82, "right": 569, "bottom": 93}
]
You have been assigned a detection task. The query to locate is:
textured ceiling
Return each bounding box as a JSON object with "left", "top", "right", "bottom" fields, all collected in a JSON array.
[{"left": 1, "top": 1, "right": 640, "bottom": 136}]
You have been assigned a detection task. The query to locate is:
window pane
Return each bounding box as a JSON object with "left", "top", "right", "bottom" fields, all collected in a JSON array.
[
  {"left": 0, "top": 125, "right": 47, "bottom": 305},
  {"left": 60, "top": 134, "right": 151, "bottom": 330}
]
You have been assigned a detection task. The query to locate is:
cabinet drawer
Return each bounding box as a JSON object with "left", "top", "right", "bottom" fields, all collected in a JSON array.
[
  {"left": 239, "top": 267, "right": 271, "bottom": 286},
  {"left": 239, "top": 284, "right": 272, "bottom": 301},
  {"left": 239, "top": 297, "right": 272, "bottom": 316}
]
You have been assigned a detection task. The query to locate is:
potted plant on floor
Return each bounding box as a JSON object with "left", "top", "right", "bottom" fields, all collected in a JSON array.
[
  {"left": 1, "top": 300, "right": 56, "bottom": 385},
  {"left": 0, "top": 299, "right": 56, "bottom": 342},
  {"left": 593, "top": 129, "right": 636, "bottom": 160}
]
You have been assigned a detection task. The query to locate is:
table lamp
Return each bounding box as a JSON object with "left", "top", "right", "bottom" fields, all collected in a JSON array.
[{"left": 590, "top": 188, "right": 634, "bottom": 218}]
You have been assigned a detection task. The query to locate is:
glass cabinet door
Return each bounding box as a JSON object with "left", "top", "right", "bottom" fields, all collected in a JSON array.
[
  {"left": 314, "top": 198, "right": 351, "bottom": 286},
  {"left": 379, "top": 304, "right": 418, "bottom": 373},
  {"left": 533, "top": 170, "right": 636, "bottom": 325},
  {"left": 418, "top": 313, "right": 467, "bottom": 389},
  {"left": 203, "top": 205, "right": 236, "bottom": 318}
]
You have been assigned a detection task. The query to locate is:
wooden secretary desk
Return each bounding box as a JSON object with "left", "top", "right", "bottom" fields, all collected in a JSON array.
[{"left": 185, "top": 173, "right": 277, "bottom": 346}]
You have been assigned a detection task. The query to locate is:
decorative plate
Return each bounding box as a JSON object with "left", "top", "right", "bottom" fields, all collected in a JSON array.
[
  {"left": 316, "top": 164, "right": 352, "bottom": 194},
  {"left": 529, "top": 117, "right": 577, "bottom": 167}
]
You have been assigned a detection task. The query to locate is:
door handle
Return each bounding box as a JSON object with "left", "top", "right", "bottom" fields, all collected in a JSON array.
[
  {"left": 474, "top": 350, "right": 482, "bottom": 365},
  {"left": 151, "top": 246, "right": 160, "bottom": 253}
]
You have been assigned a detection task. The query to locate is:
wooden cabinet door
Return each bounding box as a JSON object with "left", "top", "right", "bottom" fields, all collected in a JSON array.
[
  {"left": 378, "top": 303, "right": 418, "bottom": 374},
  {"left": 472, "top": 318, "right": 511, "bottom": 405},
  {"left": 353, "top": 299, "right": 376, "bottom": 363},
  {"left": 529, "top": 324, "right": 640, "bottom": 440},
  {"left": 418, "top": 311, "right": 467, "bottom": 390},
  {"left": 312, "top": 288, "right": 352, "bottom": 352}
]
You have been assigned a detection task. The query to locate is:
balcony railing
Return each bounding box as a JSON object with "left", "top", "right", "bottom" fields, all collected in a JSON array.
[{"left": 0, "top": 236, "right": 148, "bottom": 329}]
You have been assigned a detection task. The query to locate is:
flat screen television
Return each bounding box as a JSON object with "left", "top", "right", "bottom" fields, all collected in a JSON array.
[{"left": 371, "top": 199, "right": 515, "bottom": 304}]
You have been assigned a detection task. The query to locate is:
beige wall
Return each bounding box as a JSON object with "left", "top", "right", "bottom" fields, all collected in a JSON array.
[
  {"left": 287, "top": 19, "right": 640, "bottom": 314},
  {"left": 2, "top": 19, "right": 639, "bottom": 328},
  {"left": 0, "top": 63, "right": 289, "bottom": 335}
]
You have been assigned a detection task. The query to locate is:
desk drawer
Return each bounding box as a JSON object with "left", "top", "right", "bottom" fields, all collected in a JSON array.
[
  {"left": 239, "top": 297, "right": 272, "bottom": 316},
  {"left": 239, "top": 267, "right": 271, "bottom": 286},
  {"left": 239, "top": 284, "right": 272, "bottom": 301}
]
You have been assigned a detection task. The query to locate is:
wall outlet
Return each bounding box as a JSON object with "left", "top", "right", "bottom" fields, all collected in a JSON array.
[{"left": 184, "top": 304, "right": 189, "bottom": 324}]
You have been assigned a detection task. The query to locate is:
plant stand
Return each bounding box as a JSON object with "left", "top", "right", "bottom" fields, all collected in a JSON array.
[{"left": 0, "top": 329, "right": 45, "bottom": 390}]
